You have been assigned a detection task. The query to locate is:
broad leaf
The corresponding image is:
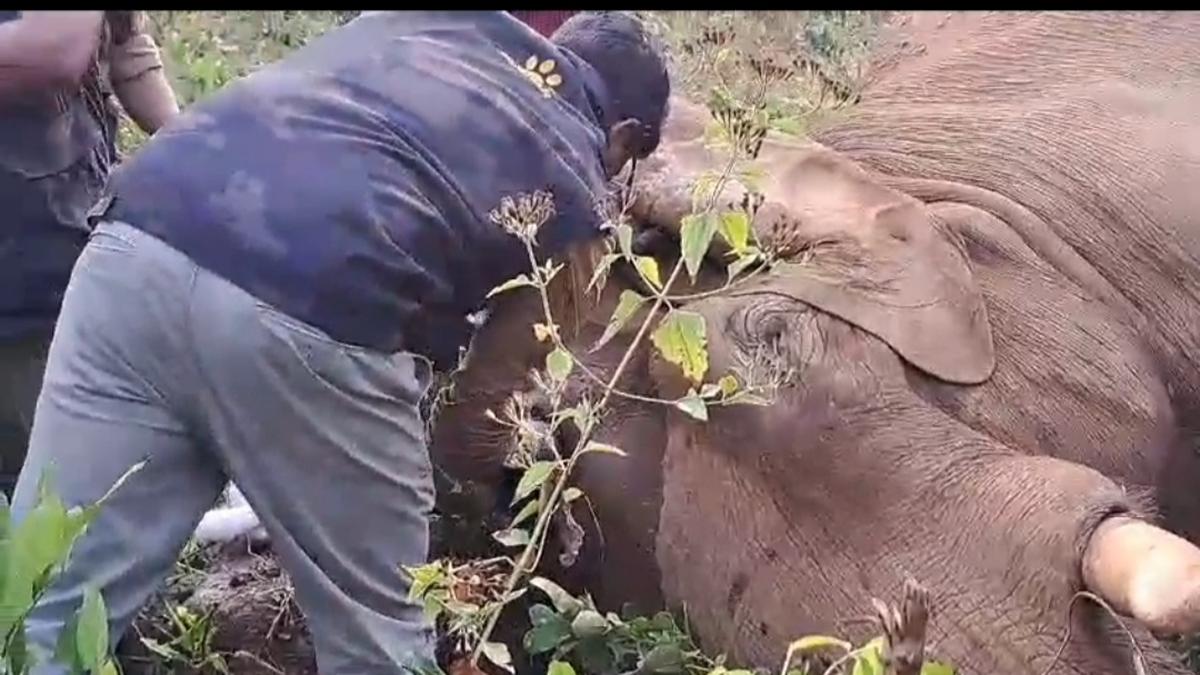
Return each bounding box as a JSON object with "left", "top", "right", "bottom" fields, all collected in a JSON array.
[
  {"left": 75, "top": 587, "right": 109, "bottom": 670},
  {"left": 674, "top": 390, "right": 709, "bottom": 421},
  {"left": 592, "top": 290, "right": 646, "bottom": 353},
  {"left": 511, "top": 499, "right": 540, "bottom": 528},
  {"left": 570, "top": 609, "right": 609, "bottom": 639},
  {"left": 718, "top": 374, "right": 740, "bottom": 397},
  {"left": 852, "top": 640, "right": 885, "bottom": 675},
  {"left": 727, "top": 249, "right": 760, "bottom": 282},
  {"left": 524, "top": 605, "right": 572, "bottom": 655},
  {"left": 486, "top": 274, "right": 535, "bottom": 298},
  {"left": 921, "top": 663, "right": 956, "bottom": 675},
  {"left": 719, "top": 211, "right": 752, "bottom": 254},
  {"left": 529, "top": 576, "right": 584, "bottom": 618},
  {"left": 513, "top": 461, "right": 556, "bottom": 504},
  {"left": 481, "top": 641, "right": 514, "bottom": 674},
  {"left": 492, "top": 528, "right": 531, "bottom": 548},
  {"left": 546, "top": 347, "right": 574, "bottom": 383},
  {"left": 642, "top": 643, "right": 685, "bottom": 673},
  {"left": 547, "top": 661, "right": 577, "bottom": 675},
  {"left": 680, "top": 213, "right": 720, "bottom": 280},
  {"left": 651, "top": 311, "right": 709, "bottom": 385},
  {"left": 635, "top": 256, "right": 663, "bottom": 290}
]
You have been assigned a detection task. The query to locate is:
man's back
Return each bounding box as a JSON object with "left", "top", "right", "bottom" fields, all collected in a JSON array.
[{"left": 105, "top": 11, "right": 613, "bottom": 366}]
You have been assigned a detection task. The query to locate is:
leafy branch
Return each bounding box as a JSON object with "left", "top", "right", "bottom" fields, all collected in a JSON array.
[{"left": 402, "top": 70, "right": 791, "bottom": 675}]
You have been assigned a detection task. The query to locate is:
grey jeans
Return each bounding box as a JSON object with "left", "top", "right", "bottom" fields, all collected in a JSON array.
[
  {"left": 11, "top": 221, "right": 437, "bottom": 674},
  {"left": 0, "top": 333, "right": 49, "bottom": 497}
]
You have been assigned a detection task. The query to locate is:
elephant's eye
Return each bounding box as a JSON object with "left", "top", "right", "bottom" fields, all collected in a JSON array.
[{"left": 725, "top": 295, "right": 815, "bottom": 386}]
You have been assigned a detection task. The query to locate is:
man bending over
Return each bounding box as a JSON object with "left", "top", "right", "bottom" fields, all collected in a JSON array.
[{"left": 11, "top": 11, "right": 669, "bottom": 674}]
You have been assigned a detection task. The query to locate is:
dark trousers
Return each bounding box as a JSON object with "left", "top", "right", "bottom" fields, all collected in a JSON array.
[{"left": 0, "top": 333, "right": 50, "bottom": 498}]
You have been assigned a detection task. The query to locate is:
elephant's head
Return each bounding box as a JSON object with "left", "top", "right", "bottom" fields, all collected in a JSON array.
[{"left": 427, "top": 98, "right": 1200, "bottom": 674}]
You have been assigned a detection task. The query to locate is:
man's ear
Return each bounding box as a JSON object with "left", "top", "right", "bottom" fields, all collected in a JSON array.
[{"left": 603, "top": 117, "right": 646, "bottom": 176}]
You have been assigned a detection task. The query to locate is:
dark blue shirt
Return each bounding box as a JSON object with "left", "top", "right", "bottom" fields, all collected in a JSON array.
[
  {"left": 0, "top": 11, "right": 113, "bottom": 341},
  {"left": 102, "top": 11, "right": 614, "bottom": 367}
]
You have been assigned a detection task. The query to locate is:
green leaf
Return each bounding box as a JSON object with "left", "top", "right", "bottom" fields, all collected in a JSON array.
[
  {"left": 547, "top": 661, "right": 577, "bottom": 675},
  {"left": 54, "top": 609, "right": 80, "bottom": 672},
  {"left": 719, "top": 211, "right": 752, "bottom": 253},
  {"left": 481, "top": 640, "right": 514, "bottom": 674},
  {"left": 642, "top": 643, "right": 685, "bottom": 673},
  {"left": 529, "top": 576, "right": 584, "bottom": 618},
  {"left": 570, "top": 609, "right": 609, "bottom": 639},
  {"left": 492, "top": 528, "right": 531, "bottom": 548},
  {"left": 921, "top": 662, "right": 956, "bottom": 675},
  {"left": 562, "top": 487, "right": 584, "bottom": 503},
  {"left": 579, "top": 441, "right": 627, "bottom": 458},
  {"left": 546, "top": 347, "right": 574, "bottom": 383},
  {"left": 511, "top": 499, "right": 540, "bottom": 528},
  {"left": 525, "top": 604, "right": 573, "bottom": 655},
  {"left": 75, "top": 587, "right": 109, "bottom": 669},
  {"left": 577, "top": 636, "right": 616, "bottom": 674},
  {"left": 674, "top": 390, "right": 709, "bottom": 421},
  {"left": 592, "top": 290, "right": 646, "bottom": 353},
  {"left": 404, "top": 562, "right": 448, "bottom": 600},
  {"left": 680, "top": 213, "right": 720, "bottom": 281},
  {"left": 852, "top": 641, "right": 885, "bottom": 675},
  {"left": 727, "top": 249, "right": 760, "bottom": 282},
  {"left": 718, "top": 374, "right": 740, "bottom": 397},
  {"left": 650, "top": 310, "right": 708, "bottom": 385},
  {"left": 98, "top": 659, "right": 120, "bottom": 675},
  {"left": 513, "top": 461, "right": 556, "bottom": 504},
  {"left": 635, "top": 256, "right": 663, "bottom": 290},
  {"left": 486, "top": 274, "right": 535, "bottom": 298}
]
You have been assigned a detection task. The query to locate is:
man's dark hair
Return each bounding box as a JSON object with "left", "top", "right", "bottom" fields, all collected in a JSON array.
[{"left": 551, "top": 12, "right": 671, "bottom": 158}]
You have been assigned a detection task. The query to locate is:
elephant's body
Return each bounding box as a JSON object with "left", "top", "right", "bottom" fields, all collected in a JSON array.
[
  {"left": 430, "top": 12, "right": 1200, "bottom": 675},
  {"left": 822, "top": 10, "right": 1200, "bottom": 539}
]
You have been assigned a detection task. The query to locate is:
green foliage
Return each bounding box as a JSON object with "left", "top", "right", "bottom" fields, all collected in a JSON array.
[
  {"left": 522, "top": 577, "right": 716, "bottom": 675},
  {"left": 118, "top": 11, "right": 360, "bottom": 155},
  {"left": 0, "top": 463, "right": 142, "bottom": 674},
  {"left": 139, "top": 602, "right": 229, "bottom": 674}
]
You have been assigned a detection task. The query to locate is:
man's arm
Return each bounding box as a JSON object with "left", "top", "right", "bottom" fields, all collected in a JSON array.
[
  {"left": 106, "top": 12, "right": 179, "bottom": 134},
  {"left": 0, "top": 11, "right": 104, "bottom": 102}
]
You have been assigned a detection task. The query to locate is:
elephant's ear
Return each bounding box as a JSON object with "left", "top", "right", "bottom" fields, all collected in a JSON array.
[{"left": 767, "top": 152, "right": 996, "bottom": 385}]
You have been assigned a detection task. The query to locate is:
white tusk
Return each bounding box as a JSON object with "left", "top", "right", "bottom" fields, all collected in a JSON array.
[{"left": 1082, "top": 515, "right": 1200, "bottom": 635}]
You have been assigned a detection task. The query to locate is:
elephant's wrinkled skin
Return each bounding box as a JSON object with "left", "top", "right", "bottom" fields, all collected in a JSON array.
[{"left": 430, "top": 12, "right": 1200, "bottom": 674}]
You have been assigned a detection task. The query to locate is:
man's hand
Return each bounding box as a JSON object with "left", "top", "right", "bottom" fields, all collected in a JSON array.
[{"left": 0, "top": 11, "right": 104, "bottom": 102}]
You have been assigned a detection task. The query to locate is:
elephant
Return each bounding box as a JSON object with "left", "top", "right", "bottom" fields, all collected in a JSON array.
[{"left": 428, "top": 11, "right": 1200, "bottom": 675}]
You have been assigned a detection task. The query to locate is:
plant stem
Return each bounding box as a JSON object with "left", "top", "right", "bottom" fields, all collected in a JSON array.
[{"left": 469, "top": 80, "right": 767, "bottom": 667}]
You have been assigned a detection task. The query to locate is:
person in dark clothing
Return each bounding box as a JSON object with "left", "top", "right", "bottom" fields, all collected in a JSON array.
[
  {"left": 0, "top": 11, "right": 177, "bottom": 497},
  {"left": 10, "top": 11, "right": 669, "bottom": 675}
]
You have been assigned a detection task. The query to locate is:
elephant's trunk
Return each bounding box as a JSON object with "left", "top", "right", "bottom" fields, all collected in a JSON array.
[{"left": 1082, "top": 515, "right": 1200, "bottom": 635}]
